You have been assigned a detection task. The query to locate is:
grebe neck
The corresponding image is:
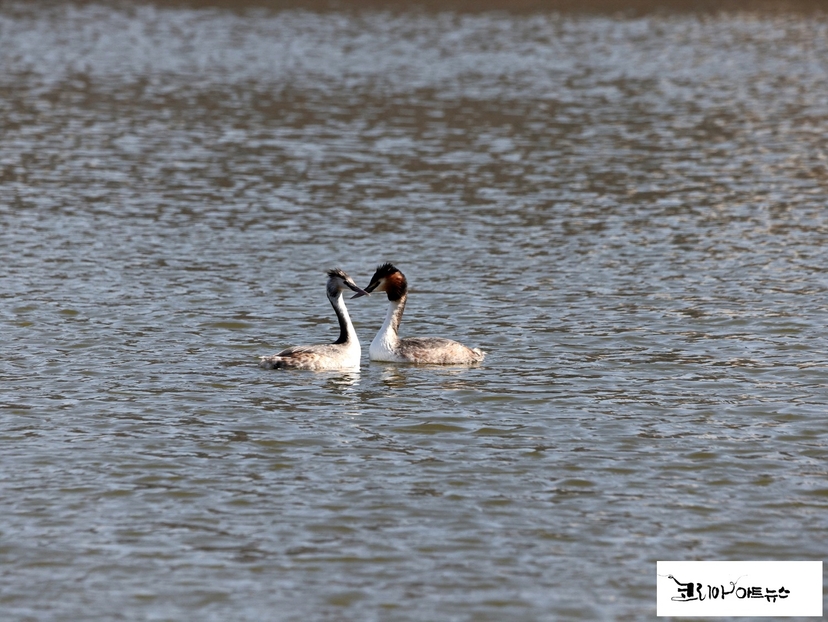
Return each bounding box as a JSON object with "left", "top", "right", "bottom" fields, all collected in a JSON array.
[
  {"left": 329, "top": 292, "right": 356, "bottom": 345},
  {"left": 375, "top": 293, "right": 407, "bottom": 347}
]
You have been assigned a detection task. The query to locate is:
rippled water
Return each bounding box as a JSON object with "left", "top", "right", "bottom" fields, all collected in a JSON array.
[{"left": 2, "top": 2, "right": 827, "bottom": 619}]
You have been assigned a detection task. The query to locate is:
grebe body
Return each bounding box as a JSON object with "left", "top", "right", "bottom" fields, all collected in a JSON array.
[
  {"left": 259, "top": 269, "right": 367, "bottom": 371},
  {"left": 354, "top": 263, "right": 485, "bottom": 365}
]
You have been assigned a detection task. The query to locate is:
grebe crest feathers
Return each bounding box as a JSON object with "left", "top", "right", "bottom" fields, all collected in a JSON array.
[
  {"left": 366, "top": 263, "right": 407, "bottom": 301},
  {"left": 326, "top": 268, "right": 362, "bottom": 298},
  {"left": 326, "top": 267, "right": 352, "bottom": 281}
]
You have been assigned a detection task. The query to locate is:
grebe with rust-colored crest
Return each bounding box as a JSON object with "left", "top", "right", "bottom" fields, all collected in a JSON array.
[
  {"left": 352, "top": 263, "right": 485, "bottom": 365},
  {"left": 259, "top": 268, "right": 367, "bottom": 370}
]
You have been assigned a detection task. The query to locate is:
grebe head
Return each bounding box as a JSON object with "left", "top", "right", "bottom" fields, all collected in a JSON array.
[
  {"left": 327, "top": 268, "right": 368, "bottom": 298},
  {"left": 354, "top": 262, "right": 407, "bottom": 301}
]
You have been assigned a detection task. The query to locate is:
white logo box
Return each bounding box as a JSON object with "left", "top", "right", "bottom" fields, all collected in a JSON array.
[{"left": 657, "top": 561, "right": 822, "bottom": 617}]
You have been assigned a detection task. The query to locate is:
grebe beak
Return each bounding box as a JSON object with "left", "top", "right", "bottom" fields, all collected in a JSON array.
[
  {"left": 347, "top": 283, "right": 369, "bottom": 299},
  {"left": 359, "top": 281, "right": 380, "bottom": 296}
]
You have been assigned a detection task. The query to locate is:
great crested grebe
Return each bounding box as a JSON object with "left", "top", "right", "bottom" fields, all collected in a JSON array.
[
  {"left": 352, "top": 263, "right": 485, "bottom": 365},
  {"left": 259, "top": 269, "right": 368, "bottom": 371}
]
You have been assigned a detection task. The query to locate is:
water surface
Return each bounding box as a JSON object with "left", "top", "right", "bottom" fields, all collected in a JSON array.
[{"left": 1, "top": 3, "right": 827, "bottom": 620}]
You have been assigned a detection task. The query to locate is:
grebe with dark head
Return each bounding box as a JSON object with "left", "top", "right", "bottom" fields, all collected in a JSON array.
[
  {"left": 259, "top": 269, "right": 368, "bottom": 370},
  {"left": 352, "top": 263, "right": 485, "bottom": 365}
]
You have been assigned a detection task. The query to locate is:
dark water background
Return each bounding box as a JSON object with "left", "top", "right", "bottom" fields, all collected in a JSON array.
[{"left": 1, "top": 1, "right": 827, "bottom": 619}]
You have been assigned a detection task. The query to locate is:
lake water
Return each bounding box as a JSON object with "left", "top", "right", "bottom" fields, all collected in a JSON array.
[{"left": 1, "top": 2, "right": 827, "bottom": 619}]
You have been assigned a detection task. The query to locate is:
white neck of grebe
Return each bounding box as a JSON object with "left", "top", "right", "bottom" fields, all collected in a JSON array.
[
  {"left": 370, "top": 294, "right": 407, "bottom": 359},
  {"left": 330, "top": 291, "right": 359, "bottom": 347}
]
